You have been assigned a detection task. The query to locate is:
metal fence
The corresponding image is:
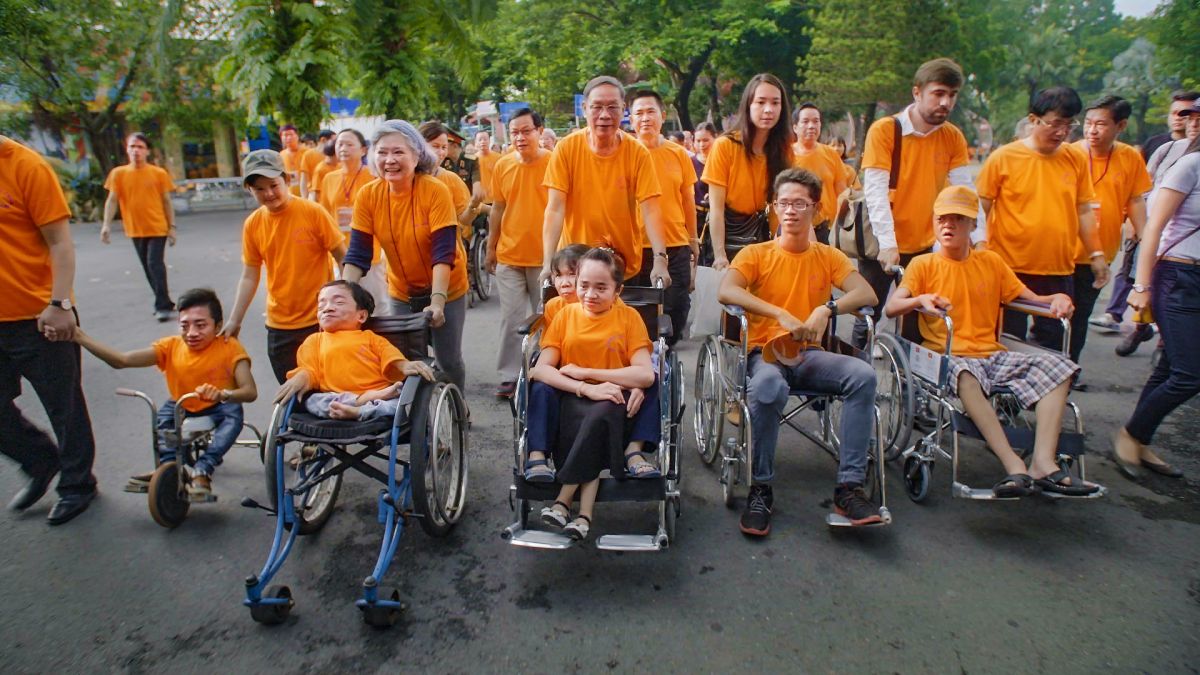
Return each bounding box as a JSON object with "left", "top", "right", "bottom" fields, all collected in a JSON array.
[{"left": 171, "top": 177, "right": 256, "bottom": 213}]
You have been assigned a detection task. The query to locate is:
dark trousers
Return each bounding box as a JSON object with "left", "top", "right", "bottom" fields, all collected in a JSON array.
[
  {"left": 0, "top": 319, "right": 96, "bottom": 495},
  {"left": 1125, "top": 262, "right": 1200, "bottom": 444},
  {"left": 266, "top": 324, "right": 319, "bottom": 385},
  {"left": 632, "top": 246, "right": 691, "bottom": 346},
  {"left": 854, "top": 249, "right": 928, "bottom": 348},
  {"left": 1003, "top": 273, "right": 1073, "bottom": 351},
  {"left": 1069, "top": 264, "right": 1103, "bottom": 364},
  {"left": 527, "top": 379, "right": 660, "bottom": 456},
  {"left": 1105, "top": 241, "right": 1138, "bottom": 320},
  {"left": 131, "top": 236, "right": 173, "bottom": 312}
]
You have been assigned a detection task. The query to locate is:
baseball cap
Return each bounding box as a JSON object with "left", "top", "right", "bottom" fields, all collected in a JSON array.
[
  {"left": 932, "top": 185, "right": 979, "bottom": 219},
  {"left": 1187, "top": 101, "right": 1200, "bottom": 114},
  {"left": 242, "top": 149, "right": 285, "bottom": 186}
]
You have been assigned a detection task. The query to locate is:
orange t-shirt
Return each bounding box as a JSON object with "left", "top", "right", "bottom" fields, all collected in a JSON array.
[
  {"left": 543, "top": 129, "right": 661, "bottom": 278},
  {"left": 104, "top": 164, "right": 174, "bottom": 237},
  {"left": 0, "top": 137, "right": 73, "bottom": 322},
  {"left": 319, "top": 165, "right": 378, "bottom": 259},
  {"left": 861, "top": 115, "right": 969, "bottom": 253},
  {"left": 308, "top": 160, "right": 338, "bottom": 201},
  {"left": 542, "top": 294, "right": 577, "bottom": 326},
  {"left": 540, "top": 302, "right": 651, "bottom": 372},
  {"left": 153, "top": 335, "right": 250, "bottom": 413},
  {"left": 1072, "top": 140, "right": 1152, "bottom": 263},
  {"left": 477, "top": 151, "right": 500, "bottom": 201},
  {"left": 493, "top": 150, "right": 550, "bottom": 267},
  {"left": 977, "top": 140, "right": 1096, "bottom": 275},
  {"left": 241, "top": 197, "right": 344, "bottom": 329},
  {"left": 351, "top": 174, "right": 469, "bottom": 302},
  {"left": 639, "top": 141, "right": 697, "bottom": 248},
  {"left": 291, "top": 329, "right": 405, "bottom": 394},
  {"left": 435, "top": 168, "right": 472, "bottom": 238},
  {"left": 792, "top": 143, "right": 849, "bottom": 226},
  {"left": 899, "top": 250, "right": 1025, "bottom": 357},
  {"left": 701, "top": 134, "right": 772, "bottom": 215},
  {"left": 728, "top": 240, "right": 854, "bottom": 350},
  {"left": 280, "top": 147, "right": 307, "bottom": 195},
  {"left": 302, "top": 148, "right": 324, "bottom": 185}
]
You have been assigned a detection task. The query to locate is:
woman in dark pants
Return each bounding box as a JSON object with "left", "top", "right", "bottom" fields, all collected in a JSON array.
[{"left": 1113, "top": 130, "right": 1200, "bottom": 480}]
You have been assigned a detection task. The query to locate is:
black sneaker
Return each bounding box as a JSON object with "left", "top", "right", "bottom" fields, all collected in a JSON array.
[
  {"left": 739, "top": 484, "right": 773, "bottom": 536},
  {"left": 833, "top": 484, "right": 883, "bottom": 526},
  {"left": 1115, "top": 323, "right": 1154, "bottom": 357}
]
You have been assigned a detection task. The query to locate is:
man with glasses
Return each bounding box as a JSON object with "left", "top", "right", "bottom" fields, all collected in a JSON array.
[
  {"left": 541, "top": 75, "right": 671, "bottom": 286},
  {"left": 718, "top": 168, "right": 882, "bottom": 536},
  {"left": 977, "top": 86, "right": 1107, "bottom": 351}
]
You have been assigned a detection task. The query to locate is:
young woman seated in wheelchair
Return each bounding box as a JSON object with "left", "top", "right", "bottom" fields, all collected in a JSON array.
[
  {"left": 273, "top": 281, "right": 435, "bottom": 417},
  {"left": 885, "top": 185, "right": 1099, "bottom": 497},
  {"left": 718, "top": 168, "right": 883, "bottom": 536},
  {"left": 526, "top": 246, "right": 661, "bottom": 541}
]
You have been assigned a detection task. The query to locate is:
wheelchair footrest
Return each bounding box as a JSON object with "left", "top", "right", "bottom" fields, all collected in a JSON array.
[
  {"left": 124, "top": 483, "right": 149, "bottom": 494},
  {"left": 952, "top": 481, "right": 1021, "bottom": 500},
  {"left": 826, "top": 507, "right": 892, "bottom": 527},
  {"left": 595, "top": 534, "right": 664, "bottom": 552},
  {"left": 1039, "top": 485, "right": 1108, "bottom": 500},
  {"left": 503, "top": 527, "right": 574, "bottom": 550}
]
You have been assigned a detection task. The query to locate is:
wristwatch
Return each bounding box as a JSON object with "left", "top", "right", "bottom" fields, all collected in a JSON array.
[
  {"left": 1132, "top": 283, "right": 1149, "bottom": 293},
  {"left": 825, "top": 300, "right": 838, "bottom": 316},
  {"left": 50, "top": 299, "right": 73, "bottom": 311},
  {"left": 1089, "top": 250, "right": 1105, "bottom": 260},
  {"left": 654, "top": 250, "right": 669, "bottom": 260}
]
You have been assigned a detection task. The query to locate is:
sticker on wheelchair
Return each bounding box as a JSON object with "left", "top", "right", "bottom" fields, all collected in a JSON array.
[{"left": 908, "top": 342, "right": 945, "bottom": 385}]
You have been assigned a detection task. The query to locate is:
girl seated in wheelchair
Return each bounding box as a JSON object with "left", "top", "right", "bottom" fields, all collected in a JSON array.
[
  {"left": 274, "top": 281, "right": 434, "bottom": 418},
  {"left": 526, "top": 246, "right": 660, "bottom": 540},
  {"left": 885, "top": 185, "right": 1100, "bottom": 497}
]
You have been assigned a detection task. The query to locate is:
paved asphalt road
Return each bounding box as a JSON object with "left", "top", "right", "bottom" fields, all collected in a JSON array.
[{"left": 1, "top": 209, "right": 1197, "bottom": 674}]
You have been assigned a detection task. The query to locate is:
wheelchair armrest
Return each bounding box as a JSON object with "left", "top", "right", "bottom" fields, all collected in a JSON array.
[
  {"left": 722, "top": 304, "right": 746, "bottom": 317},
  {"left": 397, "top": 375, "right": 423, "bottom": 407},
  {"left": 517, "top": 313, "right": 544, "bottom": 336},
  {"left": 1003, "top": 300, "right": 1064, "bottom": 321},
  {"left": 657, "top": 315, "right": 673, "bottom": 338}
]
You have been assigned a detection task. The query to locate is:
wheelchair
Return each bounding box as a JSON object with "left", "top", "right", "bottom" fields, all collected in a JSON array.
[
  {"left": 115, "top": 389, "right": 263, "bottom": 529},
  {"left": 875, "top": 281, "right": 1105, "bottom": 504},
  {"left": 501, "top": 282, "right": 685, "bottom": 551},
  {"left": 242, "top": 314, "right": 469, "bottom": 627},
  {"left": 466, "top": 213, "right": 492, "bottom": 306},
  {"left": 692, "top": 304, "right": 892, "bottom": 527}
]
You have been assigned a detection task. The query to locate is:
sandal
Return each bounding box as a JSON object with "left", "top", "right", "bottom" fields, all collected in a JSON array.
[
  {"left": 563, "top": 514, "right": 591, "bottom": 541},
  {"left": 992, "top": 473, "right": 1036, "bottom": 498},
  {"left": 1033, "top": 469, "right": 1100, "bottom": 496},
  {"left": 624, "top": 451, "right": 662, "bottom": 480},
  {"left": 540, "top": 501, "right": 570, "bottom": 529},
  {"left": 523, "top": 457, "right": 556, "bottom": 483}
]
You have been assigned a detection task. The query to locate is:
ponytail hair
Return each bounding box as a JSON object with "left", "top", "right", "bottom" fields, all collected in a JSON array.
[{"left": 581, "top": 243, "right": 626, "bottom": 288}]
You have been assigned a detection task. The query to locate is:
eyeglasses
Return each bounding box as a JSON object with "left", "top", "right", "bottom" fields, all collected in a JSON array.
[
  {"left": 1035, "top": 117, "right": 1080, "bottom": 131},
  {"left": 509, "top": 127, "right": 539, "bottom": 137},
  {"left": 773, "top": 200, "right": 814, "bottom": 212},
  {"left": 587, "top": 104, "right": 623, "bottom": 115}
]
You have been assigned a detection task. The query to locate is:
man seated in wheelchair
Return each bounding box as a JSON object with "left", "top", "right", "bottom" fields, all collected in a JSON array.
[
  {"left": 274, "top": 281, "right": 435, "bottom": 418},
  {"left": 885, "top": 185, "right": 1100, "bottom": 497},
  {"left": 718, "top": 168, "right": 883, "bottom": 535},
  {"left": 526, "top": 246, "right": 661, "bottom": 541},
  {"left": 542, "top": 243, "right": 591, "bottom": 324},
  {"left": 74, "top": 288, "right": 257, "bottom": 496}
]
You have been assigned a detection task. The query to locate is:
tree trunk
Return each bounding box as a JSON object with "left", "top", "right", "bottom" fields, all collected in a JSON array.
[
  {"left": 856, "top": 102, "right": 878, "bottom": 153},
  {"left": 707, "top": 68, "right": 721, "bottom": 130},
  {"left": 669, "top": 41, "right": 717, "bottom": 131}
]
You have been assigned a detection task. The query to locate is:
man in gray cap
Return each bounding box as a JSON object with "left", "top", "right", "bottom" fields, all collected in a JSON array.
[{"left": 220, "top": 149, "right": 346, "bottom": 383}]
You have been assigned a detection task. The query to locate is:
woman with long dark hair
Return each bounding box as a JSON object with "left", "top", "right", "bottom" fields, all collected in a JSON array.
[
  {"left": 1113, "top": 121, "right": 1200, "bottom": 481},
  {"left": 700, "top": 73, "right": 794, "bottom": 270}
]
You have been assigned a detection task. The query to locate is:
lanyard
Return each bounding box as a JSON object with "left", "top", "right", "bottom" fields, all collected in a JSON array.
[
  {"left": 1087, "top": 145, "right": 1112, "bottom": 186},
  {"left": 340, "top": 163, "right": 362, "bottom": 203}
]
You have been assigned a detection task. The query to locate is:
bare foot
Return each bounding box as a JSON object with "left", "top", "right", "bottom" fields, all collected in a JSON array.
[{"left": 329, "top": 401, "right": 362, "bottom": 420}]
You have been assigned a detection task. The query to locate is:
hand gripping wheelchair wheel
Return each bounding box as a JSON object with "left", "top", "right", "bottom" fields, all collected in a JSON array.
[
  {"left": 249, "top": 585, "right": 293, "bottom": 625},
  {"left": 263, "top": 435, "right": 342, "bottom": 536},
  {"left": 410, "top": 380, "right": 469, "bottom": 537},
  {"left": 147, "top": 461, "right": 190, "bottom": 529},
  {"left": 903, "top": 454, "right": 932, "bottom": 503},
  {"left": 361, "top": 587, "right": 403, "bottom": 628}
]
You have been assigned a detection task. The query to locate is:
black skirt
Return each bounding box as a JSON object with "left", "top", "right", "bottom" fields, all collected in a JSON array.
[{"left": 553, "top": 396, "right": 633, "bottom": 485}]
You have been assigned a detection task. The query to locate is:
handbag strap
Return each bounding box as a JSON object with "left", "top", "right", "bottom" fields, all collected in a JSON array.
[{"left": 888, "top": 117, "right": 902, "bottom": 190}]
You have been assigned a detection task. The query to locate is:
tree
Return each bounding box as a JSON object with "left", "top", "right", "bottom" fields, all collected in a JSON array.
[
  {"left": 1149, "top": 0, "right": 1200, "bottom": 89},
  {"left": 1104, "top": 37, "right": 1174, "bottom": 143},
  {"left": 216, "top": 0, "right": 349, "bottom": 131}
]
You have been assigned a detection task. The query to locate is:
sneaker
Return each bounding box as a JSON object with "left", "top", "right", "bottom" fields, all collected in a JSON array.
[
  {"left": 1087, "top": 314, "right": 1121, "bottom": 331},
  {"left": 739, "top": 484, "right": 773, "bottom": 536},
  {"left": 495, "top": 381, "right": 516, "bottom": 398},
  {"left": 188, "top": 474, "right": 212, "bottom": 497},
  {"left": 154, "top": 309, "right": 173, "bottom": 323},
  {"left": 833, "top": 483, "right": 883, "bottom": 526},
  {"left": 1115, "top": 323, "right": 1155, "bottom": 357}
]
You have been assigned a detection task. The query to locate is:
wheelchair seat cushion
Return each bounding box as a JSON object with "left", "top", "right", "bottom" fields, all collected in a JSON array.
[{"left": 286, "top": 411, "right": 394, "bottom": 440}]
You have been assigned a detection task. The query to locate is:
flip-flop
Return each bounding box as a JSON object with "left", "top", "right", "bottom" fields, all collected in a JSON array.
[
  {"left": 1033, "top": 468, "right": 1100, "bottom": 496},
  {"left": 992, "top": 473, "right": 1036, "bottom": 498},
  {"left": 523, "top": 457, "right": 556, "bottom": 483}
]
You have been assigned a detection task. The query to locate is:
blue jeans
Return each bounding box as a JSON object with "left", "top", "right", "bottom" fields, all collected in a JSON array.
[
  {"left": 746, "top": 350, "right": 875, "bottom": 485},
  {"left": 1125, "top": 261, "right": 1200, "bottom": 445},
  {"left": 156, "top": 400, "right": 243, "bottom": 476}
]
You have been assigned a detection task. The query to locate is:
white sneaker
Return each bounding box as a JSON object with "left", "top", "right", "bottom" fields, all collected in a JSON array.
[{"left": 1088, "top": 315, "right": 1120, "bottom": 331}]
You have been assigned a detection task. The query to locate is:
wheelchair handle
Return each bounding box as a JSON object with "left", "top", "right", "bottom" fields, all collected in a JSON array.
[
  {"left": 885, "top": 265, "right": 905, "bottom": 277},
  {"left": 1003, "top": 300, "right": 1062, "bottom": 320}
]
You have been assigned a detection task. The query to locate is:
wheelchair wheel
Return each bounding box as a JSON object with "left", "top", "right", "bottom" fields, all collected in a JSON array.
[
  {"left": 874, "top": 333, "right": 914, "bottom": 462},
  {"left": 661, "top": 492, "right": 678, "bottom": 542},
  {"left": 721, "top": 400, "right": 751, "bottom": 508},
  {"left": 410, "top": 381, "right": 469, "bottom": 537},
  {"left": 902, "top": 455, "right": 931, "bottom": 503},
  {"left": 471, "top": 232, "right": 492, "bottom": 302},
  {"left": 361, "top": 587, "right": 403, "bottom": 628},
  {"left": 249, "top": 585, "right": 293, "bottom": 625},
  {"left": 668, "top": 351, "right": 684, "bottom": 478},
  {"left": 147, "top": 461, "right": 189, "bottom": 528},
  {"left": 693, "top": 336, "right": 726, "bottom": 466},
  {"left": 263, "top": 437, "right": 342, "bottom": 536}
]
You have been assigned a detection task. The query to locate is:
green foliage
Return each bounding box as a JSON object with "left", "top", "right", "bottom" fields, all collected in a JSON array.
[{"left": 1149, "top": 0, "right": 1200, "bottom": 90}]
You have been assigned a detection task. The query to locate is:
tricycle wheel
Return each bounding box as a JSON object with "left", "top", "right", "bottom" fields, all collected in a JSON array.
[{"left": 147, "top": 462, "right": 189, "bottom": 528}]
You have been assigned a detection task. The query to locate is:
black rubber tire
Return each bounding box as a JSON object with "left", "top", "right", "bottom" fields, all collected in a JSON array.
[
  {"left": 361, "top": 587, "right": 403, "bottom": 628},
  {"left": 147, "top": 462, "right": 189, "bottom": 529},
  {"left": 903, "top": 455, "right": 932, "bottom": 503},
  {"left": 249, "top": 585, "right": 293, "bottom": 625},
  {"left": 874, "top": 333, "right": 915, "bottom": 462},
  {"left": 410, "top": 381, "right": 469, "bottom": 537},
  {"left": 471, "top": 232, "right": 491, "bottom": 302}
]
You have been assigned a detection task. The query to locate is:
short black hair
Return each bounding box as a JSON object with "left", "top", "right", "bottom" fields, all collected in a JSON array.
[
  {"left": 550, "top": 243, "right": 590, "bottom": 274},
  {"left": 694, "top": 122, "right": 718, "bottom": 135},
  {"left": 667, "top": 130, "right": 686, "bottom": 143},
  {"left": 300, "top": 133, "right": 317, "bottom": 144},
  {"left": 321, "top": 280, "right": 375, "bottom": 316},
  {"left": 509, "top": 107, "right": 544, "bottom": 129},
  {"left": 1087, "top": 94, "right": 1132, "bottom": 123},
  {"left": 318, "top": 129, "right": 335, "bottom": 140},
  {"left": 1172, "top": 90, "right": 1200, "bottom": 103},
  {"left": 177, "top": 288, "right": 223, "bottom": 324},
  {"left": 126, "top": 132, "right": 152, "bottom": 149},
  {"left": 1030, "top": 86, "right": 1083, "bottom": 118},
  {"left": 629, "top": 89, "right": 664, "bottom": 112},
  {"left": 280, "top": 124, "right": 298, "bottom": 133},
  {"left": 792, "top": 102, "right": 820, "bottom": 124},
  {"left": 774, "top": 167, "right": 822, "bottom": 204}
]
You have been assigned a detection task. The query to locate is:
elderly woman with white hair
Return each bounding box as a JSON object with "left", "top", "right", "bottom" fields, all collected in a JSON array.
[{"left": 342, "top": 119, "right": 470, "bottom": 392}]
